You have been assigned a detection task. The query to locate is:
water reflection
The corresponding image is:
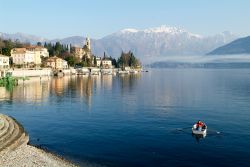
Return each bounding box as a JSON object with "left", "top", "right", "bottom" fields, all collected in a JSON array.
[
  {"left": 0, "top": 75, "right": 140, "bottom": 106},
  {"left": 118, "top": 74, "right": 141, "bottom": 93},
  {"left": 1, "top": 70, "right": 250, "bottom": 167},
  {"left": 192, "top": 133, "right": 206, "bottom": 143},
  {"left": 0, "top": 87, "right": 10, "bottom": 101},
  {"left": 0, "top": 74, "right": 141, "bottom": 107}
]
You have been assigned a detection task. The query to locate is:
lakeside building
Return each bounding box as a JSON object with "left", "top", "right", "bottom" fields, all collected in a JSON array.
[
  {"left": 96, "top": 57, "right": 112, "bottom": 69},
  {"left": 46, "top": 56, "right": 68, "bottom": 69},
  {"left": 0, "top": 54, "right": 10, "bottom": 69},
  {"left": 11, "top": 46, "right": 49, "bottom": 67},
  {"left": 26, "top": 46, "right": 49, "bottom": 58},
  {"left": 101, "top": 59, "right": 112, "bottom": 69},
  {"left": 71, "top": 37, "right": 92, "bottom": 60},
  {"left": 96, "top": 57, "right": 102, "bottom": 67}
]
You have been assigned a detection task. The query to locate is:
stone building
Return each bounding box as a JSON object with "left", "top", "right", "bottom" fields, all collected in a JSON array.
[
  {"left": 0, "top": 54, "right": 10, "bottom": 69},
  {"left": 26, "top": 46, "right": 49, "bottom": 58},
  {"left": 46, "top": 56, "right": 68, "bottom": 69},
  {"left": 11, "top": 46, "right": 49, "bottom": 67},
  {"left": 71, "top": 37, "right": 92, "bottom": 60}
]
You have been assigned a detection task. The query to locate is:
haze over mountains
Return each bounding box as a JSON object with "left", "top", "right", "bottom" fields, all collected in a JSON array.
[{"left": 0, "top": 25, "right": 238, "bottom": 59}]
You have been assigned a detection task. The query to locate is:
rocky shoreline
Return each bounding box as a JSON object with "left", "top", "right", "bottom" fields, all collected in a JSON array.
[{"left": 0, "top": 114, "right": 77, "bottom": 167}]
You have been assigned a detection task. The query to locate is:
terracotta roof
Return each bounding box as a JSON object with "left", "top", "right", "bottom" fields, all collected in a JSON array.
[
  {"left": 47, "top": 56, "right": 64, "bottom": 62},
  {"left": 12, "top": 48, "right": 27, "bottom": 54}
]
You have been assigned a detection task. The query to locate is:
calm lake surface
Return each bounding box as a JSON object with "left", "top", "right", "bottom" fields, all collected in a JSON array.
[{"left": 1, "top": 69, "right": 250, "bottom": 167}]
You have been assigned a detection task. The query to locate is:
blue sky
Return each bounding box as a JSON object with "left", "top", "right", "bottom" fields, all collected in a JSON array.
[{"left": 0, "top": 0, "right": 249, "bottom": 39}]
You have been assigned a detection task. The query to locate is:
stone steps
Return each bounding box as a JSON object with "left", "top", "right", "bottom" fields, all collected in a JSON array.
[
  {"left": 0, "top": 114, "right": 29, "bottom": 154},
  {"left": 0, "top": 120, "right": 20, "bottom": 151},
  {"left": 0, "top": 117, "right": 9, "bottom": 137},
  {"left": 0, "top": 119, "right": 5, "bottom": 130},
  {"left": 0, "top": 117, "right": 14, "bottom": 143}
]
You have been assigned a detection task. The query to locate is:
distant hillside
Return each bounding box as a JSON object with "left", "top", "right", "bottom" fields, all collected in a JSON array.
[
  {"left": 208, "top": 36, "right": 250, "bottom": 55},
  {"left": 0, "top": 32, "right": 47, "bottom": 44}
]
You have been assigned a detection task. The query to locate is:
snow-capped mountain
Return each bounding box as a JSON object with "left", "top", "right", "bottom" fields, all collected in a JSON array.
[
  {"left": 0, "top": 25, "right": 238, "bottom": 59},
  {"left": 91, "top": 25, "right": 237, "bottom": 58}
]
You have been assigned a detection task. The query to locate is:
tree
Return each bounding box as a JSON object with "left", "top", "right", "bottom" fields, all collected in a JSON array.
[
  {"left": 94, "top": 56, "right": 97, "bottom": 66},
  {"left": 65, "top": 56, "right": 77, "bottom": 67},
  {"left": 117, "top": 51, "right": 140, "bottom": 69},
  {"left": 37, "top": 42, "right": 42, "bottom": 46},
  {"left": 111, "top": 58, "right": 117, "bottom": 68},
  {"left": 2, "top": 48, "right": 11, "bottom": 56}
]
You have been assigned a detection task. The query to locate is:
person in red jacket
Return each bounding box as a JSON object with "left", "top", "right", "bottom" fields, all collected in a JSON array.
[{"left": 196, "top": 120, "right": 206, "bottom": 130}]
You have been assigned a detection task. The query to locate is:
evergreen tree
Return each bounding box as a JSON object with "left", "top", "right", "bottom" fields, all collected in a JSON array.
[{"left": 94, "top": 56, "right": 97, "bottom": 66}]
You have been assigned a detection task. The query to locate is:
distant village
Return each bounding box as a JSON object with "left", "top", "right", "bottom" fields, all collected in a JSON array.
[{"left": 0, "top": 37, "right": 141, "bottom": 77}]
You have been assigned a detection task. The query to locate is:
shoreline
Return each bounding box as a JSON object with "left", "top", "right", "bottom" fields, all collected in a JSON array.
[
  {"left": 0, "top": 144, "right": 77, "bottom": 167},
  {"left": 0, "top": 114, "right": 78, "bottom": 167}
]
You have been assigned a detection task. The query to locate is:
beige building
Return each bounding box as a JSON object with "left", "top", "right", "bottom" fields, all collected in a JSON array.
[
  {"left": 71, "top": 37, "right": 92, "bottom": 60},
  {"left": 46, "top": 56, "right": 68, "bottom": 69},
  {"left": 11, "top": 48, "right": 38, "bottom": 66},
  {"left": 11, "top": 46, "right": 48, "bottom": 67},
  {"left": 26, "top": 46, "right": 49, "bottom": 58},
  {"left": 102, "top": 59, "right": 112, "bottom": 68},
  {"left": 0, "top": 54, "right": 10, "bottom": 69},
  {"left": 96, "top": 57, "right": 112, "bottom": 68},
  {"left": 71, "top": 47, "right": 84, "bottom": 60}
]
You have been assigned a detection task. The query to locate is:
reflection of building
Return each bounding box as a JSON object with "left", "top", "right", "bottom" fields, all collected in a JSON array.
[
  {"left": 78, "top": 77, "right": 92, "bottom": 97},
  {"left": 50, "top": 76, "right": 69, "bottom": 96},
  {"left": 0, "top": 87, "right": 10, "bottom": 101},
  {"left": 11, "top": 78, "right": 50, "bottom": 103},
  {"left": 11, "top": 46, "right": 49, "bottom": 67},
  {"left": 0, "top": 54, "right": 10, "bottom": 69},
  {"left": 102, "top": 75, "right": 113, "bottom": 89},
  {"left": 71, "top": 37, "right": 92, "bottom": 60},
  {"left": 46, "top": 56, "right": 68, "bottom": 69},
  {"left": 119, "top": 73, "right": 140, "bottom": 93}
]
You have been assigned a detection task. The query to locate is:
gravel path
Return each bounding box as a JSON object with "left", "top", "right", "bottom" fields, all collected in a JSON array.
[{"left": 0, "top": 144, "right": 77, "bottom": 167}]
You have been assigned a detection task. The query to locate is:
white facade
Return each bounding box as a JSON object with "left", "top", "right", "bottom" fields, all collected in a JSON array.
[
  {"left": 62, "top": 60, "right": 68, "bottom": 69},
  {"left": 102, "top": 60, "right": 112, "bottom": 68},
  {"left": 11, "top": 49, "right": 36, "bottom": 65},
  {"left": 96, "top": 57, "right": 112, "bottom": 68},
  {"left": 26, "top": 46, "right": 49, "bottom": 58},
  {"left": 38, "top": 48, "right": 49, "bottom": 58},
  {"left": 11, "top": 47, "right": 44, "bottom": 66},
  {"left": 96, "top": 57, "right": 101, "bottom": 67},
  {"left": 0, "top": 55, "right": 10, "bottom": 69}
]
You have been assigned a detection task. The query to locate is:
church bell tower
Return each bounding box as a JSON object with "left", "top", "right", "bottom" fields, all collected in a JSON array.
[{"left": 86, "top": 37, "right": 91, "bottom": 50}]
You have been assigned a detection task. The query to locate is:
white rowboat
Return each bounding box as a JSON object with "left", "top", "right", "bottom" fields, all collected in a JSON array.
[{"left": 192, "top": 124, "right": 207, "bottom": 135}]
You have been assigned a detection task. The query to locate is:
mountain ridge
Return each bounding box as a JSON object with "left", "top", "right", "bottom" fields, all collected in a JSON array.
[
  {"left": 0, "top": 25, "right": 238, "bottom": 59},
  {"left": 208, "top": 36, "right": 250, "bottom": 55}
]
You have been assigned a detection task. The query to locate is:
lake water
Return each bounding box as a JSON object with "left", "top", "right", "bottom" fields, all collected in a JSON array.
[{"left": 1, "top": 69, "right": 250, "bottom": 167}]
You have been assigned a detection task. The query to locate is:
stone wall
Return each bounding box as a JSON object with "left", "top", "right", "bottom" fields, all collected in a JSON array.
[{"left": 8, "top": 69, "right": 52, "bottom": 77}]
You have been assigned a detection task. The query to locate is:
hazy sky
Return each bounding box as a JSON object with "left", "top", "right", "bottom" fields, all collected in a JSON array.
[{"left": 0, "top": 0, "right": 249, "bottom": 39}]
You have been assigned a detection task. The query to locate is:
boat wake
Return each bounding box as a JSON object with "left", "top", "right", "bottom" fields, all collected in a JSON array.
[{"left": 172, "top": 127, "right": 222, "bottom": 137}]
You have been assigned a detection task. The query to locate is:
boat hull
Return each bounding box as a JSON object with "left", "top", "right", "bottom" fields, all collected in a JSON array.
[{"left": 192, "top": 124, "right": 207, "bottom": 135}]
